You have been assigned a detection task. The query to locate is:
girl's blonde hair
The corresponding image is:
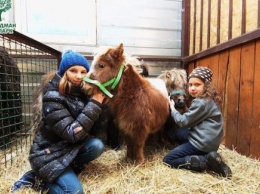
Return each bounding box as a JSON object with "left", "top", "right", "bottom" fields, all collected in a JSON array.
[{"left": 59, "top": 72, "right": 74, "bottom": 95}]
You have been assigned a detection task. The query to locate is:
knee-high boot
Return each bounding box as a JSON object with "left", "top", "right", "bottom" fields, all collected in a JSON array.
[{"left": 205, "top": 151, "right": 232, "bottom": 178}]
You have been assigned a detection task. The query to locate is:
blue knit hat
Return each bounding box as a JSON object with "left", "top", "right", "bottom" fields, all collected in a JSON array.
[{"left": 58, "top": 50, "right": 90, "bottom": 76}]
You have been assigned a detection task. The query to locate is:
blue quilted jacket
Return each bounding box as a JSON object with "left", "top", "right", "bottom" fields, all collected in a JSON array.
[{"left": 29, "top": 72, "right": 108, "bottom": 183}]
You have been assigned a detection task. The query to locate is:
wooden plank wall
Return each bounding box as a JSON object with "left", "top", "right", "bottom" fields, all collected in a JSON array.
[
  {"left": 186, "top": 0, "right": 260, "bottom": 56},
  {"left": 186, "top": 39, "right": 260, "bottom": 159}
]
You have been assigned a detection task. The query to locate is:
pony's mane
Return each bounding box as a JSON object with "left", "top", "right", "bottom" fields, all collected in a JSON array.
[
  {"left": 158, "top": 68, "right": 187, "bottom": 88},
  {"left": 92, "top": 46, "right": 141, "bottom": 67}
]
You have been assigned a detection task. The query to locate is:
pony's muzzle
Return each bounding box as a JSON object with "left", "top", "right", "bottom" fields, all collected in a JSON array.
[
  {"left": 175, "top": 100, "right": 185, "bottom": 108},
  {"left": 81, "top": 81, "right": 94, "bottom": 95}
]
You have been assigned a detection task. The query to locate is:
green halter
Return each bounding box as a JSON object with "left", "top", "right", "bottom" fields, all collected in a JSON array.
[
  {"left": 169, "top": 90, "right": 186, "bottom": 97},
  {"left": 82, "top": 64, "right": 125, "bottom": 98}
]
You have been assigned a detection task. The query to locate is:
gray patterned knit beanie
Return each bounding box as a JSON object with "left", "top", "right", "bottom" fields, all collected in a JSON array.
[{"left": 188, "top": 66, "right": 213, "bottom": 82}]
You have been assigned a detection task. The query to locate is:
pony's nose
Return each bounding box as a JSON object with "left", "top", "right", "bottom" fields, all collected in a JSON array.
[
  {"left": 176, "top": 99, "right": 185, "bottom": 107},
  {"left": 177, "top": 98, "right": 183, "bottom": 103},
  {"left": 86, "top": 72, "right": 93, "bottom": 79}
]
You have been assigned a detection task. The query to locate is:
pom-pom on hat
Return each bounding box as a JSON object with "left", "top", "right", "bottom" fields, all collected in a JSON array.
[
  {"left": 58, "top": 50, "right": 90, "bottom": 76},
  {"left": 188, "top": 66, "right": 213, "bottom": 82}
]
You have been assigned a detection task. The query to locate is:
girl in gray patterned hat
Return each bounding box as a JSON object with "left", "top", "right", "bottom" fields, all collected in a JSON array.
[{"left": 163, "top": 66, "right": 232, "bottom": 178}]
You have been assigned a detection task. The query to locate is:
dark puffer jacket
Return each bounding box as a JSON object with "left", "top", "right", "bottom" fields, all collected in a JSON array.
[{"left": 29, "top": 73, "right": 108, "bottom": 183}]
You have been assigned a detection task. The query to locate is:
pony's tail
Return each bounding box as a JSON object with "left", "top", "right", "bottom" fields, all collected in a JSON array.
[{"left": 30, "top": 71, "right": 56, "bottom": 137}]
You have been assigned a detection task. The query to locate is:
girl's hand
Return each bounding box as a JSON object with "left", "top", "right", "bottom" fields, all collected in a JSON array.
[
  {"left": 169, "top": 98, "right": 175, "bottom": 110},
  {"left": 92, "top": 92, "right": 109, "bottom": 104}
]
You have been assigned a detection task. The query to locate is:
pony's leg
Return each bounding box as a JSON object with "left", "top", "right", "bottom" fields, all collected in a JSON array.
[
  {"left": 124, "top": 134, "right": 134, "bottom": 160},
  {"left": 157, "top": 127, "right": 165, "bottom": 144},
  {"left": 134, "top": 142, "right": 145, "bottom": 164},
  {"left": 133, "top": 131, "right": 148, "bottom": 164},
  {"left": 106, "top": 120, "right": 120, "bottom": 150}
]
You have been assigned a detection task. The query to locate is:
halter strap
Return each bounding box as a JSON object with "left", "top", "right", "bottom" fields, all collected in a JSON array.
[
  {"left": 102, "top": 64, "right": 124, "bottom": 89},
  {"left": 169, "top": 90, "right": 186, "bottom": 96},
  {"left": 82, "top": 64, "right": 125, "bottom": 98},
  {"left": 82, "top": 77, "right": 114, "bottom": 98}
]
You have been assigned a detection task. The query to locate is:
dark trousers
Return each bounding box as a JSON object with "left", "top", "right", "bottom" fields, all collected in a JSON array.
[{"left": 163, "top": 128, "right": 207, "bottom": 169}]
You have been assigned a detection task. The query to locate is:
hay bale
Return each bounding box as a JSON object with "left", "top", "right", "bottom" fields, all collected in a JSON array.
[{"left": 1, "top": 143, "right": 260, "bottom": 194}]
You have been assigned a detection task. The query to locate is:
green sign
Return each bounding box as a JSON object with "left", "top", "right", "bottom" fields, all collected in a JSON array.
[
  {"left": 0, "top": 0, "right": 15, "bottom": 34},
  {"left": 0, "top": 0, "right": 11, "bottom": 22}
]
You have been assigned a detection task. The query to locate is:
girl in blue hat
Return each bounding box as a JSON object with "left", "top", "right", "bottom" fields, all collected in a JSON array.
[{"left": 12, "top": 50, "right": 108, "bottom": 193}]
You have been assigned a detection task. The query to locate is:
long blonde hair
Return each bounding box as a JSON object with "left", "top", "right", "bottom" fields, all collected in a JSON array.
[
  {"left": 31, "top": 71, "right": 76, "bottom": 136},
  {"left": 59, "top": 72, "right": 74, "bottom": 95},
  {"left": 31, "top": 71, "right": 55, "bottom": 137}
]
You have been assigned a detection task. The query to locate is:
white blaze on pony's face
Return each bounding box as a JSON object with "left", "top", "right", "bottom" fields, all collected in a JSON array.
[
  {"left": 87, "top": 43, "right": 125, "bottom": 84},
  {"left": 81, "top": 43, "right": 127, "bottom": 96},
  {"left": 82, "top": 43, "right": 145, "bottom": 96},
  {"left": 87, "top": 46, "right": 111, "bottom": 77}
]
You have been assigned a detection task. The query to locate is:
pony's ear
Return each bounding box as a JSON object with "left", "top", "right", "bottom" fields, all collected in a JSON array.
[
  {"left": 118, "top": 43, "right": 124, "bottom": 52},
  {"left": 109, "top": 43, "right": 124, "bottom": 61},
  {"left": 114, "top": 43, "right": 124, "bottom": 58},
  {"left": 166, "top": 71, "right": 171, "bottom": 79}
]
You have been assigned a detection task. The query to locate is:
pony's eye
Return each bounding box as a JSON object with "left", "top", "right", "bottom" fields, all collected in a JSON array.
[{"left": 99, "top": 63, "right": 105, "bottom": 68}]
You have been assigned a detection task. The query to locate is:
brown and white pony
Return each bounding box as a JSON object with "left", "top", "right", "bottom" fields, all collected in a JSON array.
[{"left": 81, "top": 43, "right": 170, "bottom": 164}]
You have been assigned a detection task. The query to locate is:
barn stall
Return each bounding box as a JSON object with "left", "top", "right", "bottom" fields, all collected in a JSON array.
[{"left": 0, "top": 0, "right": 260, "bottom": 193}]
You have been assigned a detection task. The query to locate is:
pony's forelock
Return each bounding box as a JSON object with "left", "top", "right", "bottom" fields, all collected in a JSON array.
[
  {"left": 91, "top": 46, "right": 111, "bottom": 68},
  {"left": 91, "top": 45, "right": 141, "bottom": 69}
]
